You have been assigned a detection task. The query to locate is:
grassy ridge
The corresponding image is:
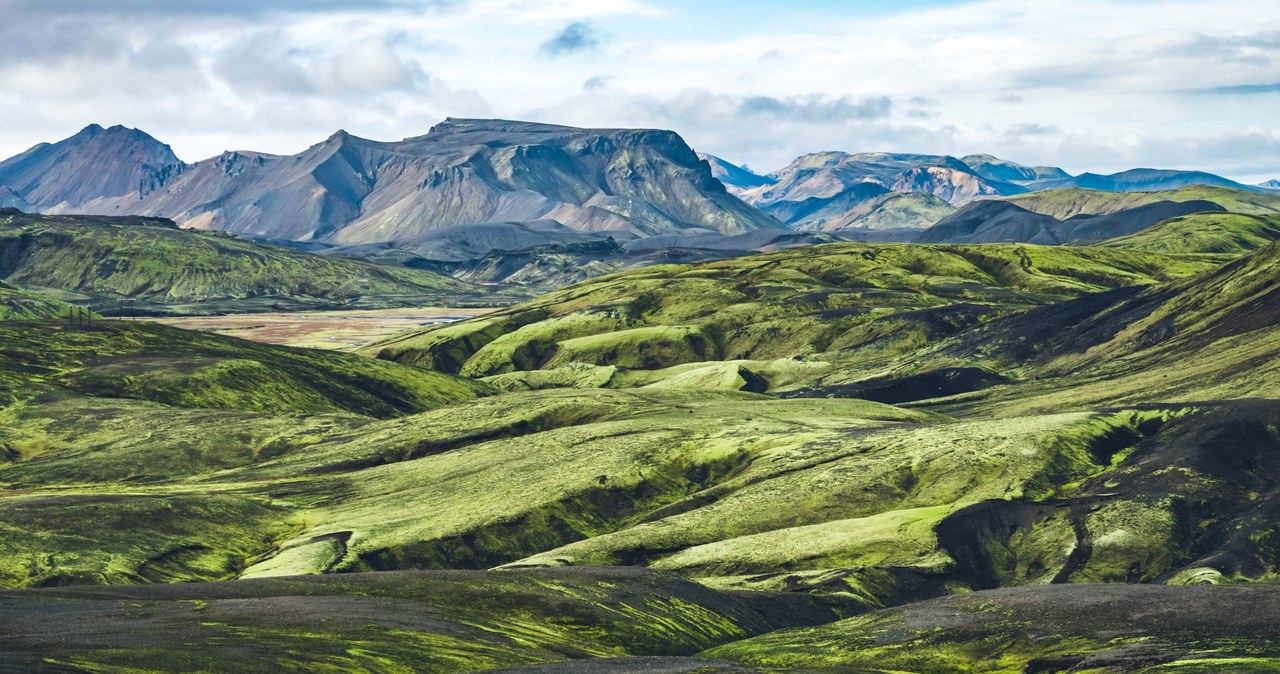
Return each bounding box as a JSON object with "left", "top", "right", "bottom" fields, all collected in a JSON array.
[
  {"left": 1003, "top": 184, "right": 1280, "bottom": 219},
  {"left": 0, "top": 211, "right": 523, "bottom": 314},
  {"left": 365, "top": 241, "right": 1223, "bottom": 380},
  {"left": 0, "top": 321, "right": 490, "bottom": 414},
  {"left": 0, "top": 280, "right": 75, "bottom": 320},
  {"left": 1103, "top": 211, "right": 1280, "bottom": 253}
]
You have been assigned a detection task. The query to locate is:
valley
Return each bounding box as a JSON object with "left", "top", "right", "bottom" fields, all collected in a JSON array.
[
  {"left": 1, "top": 115, "right": 1279, "bottom": 673},
  {"left": 155, "top": 306, "right": 488, "bottom": 351}
]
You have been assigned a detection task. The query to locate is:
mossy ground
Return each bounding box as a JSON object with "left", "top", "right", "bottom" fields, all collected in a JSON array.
[
  {"left": 4, "top": 231, "right": 1280, "bottom": 671},
  {"left": 0, "top": 211, "right": 529, "bottom": 315}
]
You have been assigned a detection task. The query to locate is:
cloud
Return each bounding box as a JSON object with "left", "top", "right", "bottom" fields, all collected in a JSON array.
[
  {"left": 214, "top": 33, "right": 315, "bottom": 96},
  {"left": 1194, "top": 82, "right": 1280, "bottom": 94},
  {"left": 331, "top": 36, "right": 422, "bottom": 94},
  {"left": 1004, "top": 123, "right": 1061, "bottom": 139},
  {"left": 540, "top": 21, "right": 604, "bottom": 56},
  {"left": 583, "top": 75, "right": 615, "bottom": 92},
  {"left": 736, "top": 95, "right": 893, "bottom": 123},
  {"left": 0, "top": 0, "right": 418, "bottom": 19}
]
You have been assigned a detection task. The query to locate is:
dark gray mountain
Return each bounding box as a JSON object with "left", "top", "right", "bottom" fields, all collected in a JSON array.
[
  {"left": 916, "top": 201, "right": 1061, "bottom": 244},
  {"left": 1057, "top": 199, "right": 1225, "bottom": 242},
  {"left": 917, "top": 198, "right": 1225, "bottom": 244},
  {"left": 1033, "top": 168, "right": 1257, "bottom": 193},
  {"left": 0, "top": 124, "right": 184, "bottom": 211},
  {"left": 321, "top": 221, "right": 619, "bottom": 262},
  {"left": 3, "top": 119, "right": 784, "bottom": 243},
  {"left": 760, "top": 182, "right": 890, "bottom": 227},
  {"left": 0, "top": 186, "right": 27, "bottom": 210},
  {"left": 697, "top": 153, "right": 774, "bottom": 192}
]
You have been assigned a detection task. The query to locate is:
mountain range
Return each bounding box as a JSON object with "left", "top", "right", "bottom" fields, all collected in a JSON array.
[
  {"left": 0, "top": 120, "right": 782, "bottom": 246},
  {"left": 0, "top": 120, "right": 1265, "bottom": 259}
]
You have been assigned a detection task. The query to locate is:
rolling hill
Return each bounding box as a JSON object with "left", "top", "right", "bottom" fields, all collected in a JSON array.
[
  {"left": 1102, "top": 212, "right": 1280, "bottom": 253},
  {"left": 916, "top": 198, "right": 1224, "bottom": 244},
  {"left": 1003, "top": 184, "right": 1280, "bottom": 220},
  {"left": 363, "top": 240, "right": 1221, "bottom": 378},
  {"left": 0, "top": 210, "right": 518, "bottom": 314},
  {"left": 2, "top": 229, "right": 1279, "bottom": 672}
]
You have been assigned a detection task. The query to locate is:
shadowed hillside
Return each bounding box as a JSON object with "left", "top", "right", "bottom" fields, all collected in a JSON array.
[{"left": 0, "top": 210, "right": 520, "bottom": 314}]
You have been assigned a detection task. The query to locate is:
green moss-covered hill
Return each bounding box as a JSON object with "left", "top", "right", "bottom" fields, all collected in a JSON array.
[
  {"left": 4, "top": 226, "right": 1280, "bottom": 671},
  {"left": 0, "top": 211, "right": 520, "bottom": 314},
  {"left": 1002, "top": 184, "right": 1280, "bottom": 220},
  {"left": 0, "top": 321, "right": 490, "bottom": 414},
  {"left": 1102, "top": 211, "right": 1280, "bottom": 253},
  {"left": 0, "top": 280, "right": 77, "bottom": 320},
  {"left": 364, "top": 241, "right": 1224, "bottom": 383}
]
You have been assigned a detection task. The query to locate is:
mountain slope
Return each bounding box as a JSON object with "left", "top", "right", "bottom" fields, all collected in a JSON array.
[
  {"left": 1103, "top": 212, "right": 1280, "bottom": 253},
  {"left": 364, "top": 241, "right": 1219, "bottom": 378},
  {"left": 40, "top": 119, "right": 783, "bottom": 242},
  {"left": 0, "top": 280, "right": 75, "bottom": 320},
  {"left": 1004, "top": 185, "right": 1280, "bottom": 219},
  {"left": 814, "top": 192, "right": 955, "bottom": 233},
  {"left": 917, "top": 198, "right": 1225, "bottom": 245},
  {"left": 742, "top": 152, "right": 1025, "bottom": 209},
  {"left": 710, "top": 584, "right": 1280, "bottom": 672},
  {"left": 0, "top": 321, "right": 490, "bottom": 415},
  {"left": 760, "top": 182, "right": 889, "bottom": 227},
  {"left": 1034, "top": 168, "right": 1257, "bottom": 192},
  {"left": 916, "top": 200, "right": 1060, "bottom": 244},
  {"left": 0, "top": 210, "right": 509, "bottom": 314},
  {"left": 698, "top": 153, "right": 774, "bottom": 191},
  {"left": 0, "top": 568, "right": 838, "bottom": 672},
  {"left": 0, "top": 124, "right": 184, "bottom": 211},
  {"left": 890, "top": 157, "right": 1027, "bottom": 205}
]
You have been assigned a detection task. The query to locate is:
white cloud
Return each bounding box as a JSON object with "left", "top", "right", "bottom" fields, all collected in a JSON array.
[{"left": 0, "top": 0, "right": 1277, "bottom": 182}]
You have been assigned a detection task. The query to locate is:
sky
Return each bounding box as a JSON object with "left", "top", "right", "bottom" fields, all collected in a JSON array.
[{"left": 1, "top": 0, "right": 1278, "bottom": 181}]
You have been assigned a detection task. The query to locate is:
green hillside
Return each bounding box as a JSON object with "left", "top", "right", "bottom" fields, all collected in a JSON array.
[
  {"left": 0, "top": 211, "right": 520, "bottom": 314},
  {"left": 1103, "top": 211, "right": 1280, "bottom": 253},
  {"left": 1003, "top": 184, "right": 1280, "bottom": 219},
  {"left": 0, "top": 280, "right": 76, "bottom": 320},
  {"left": 364, "top": 241, "right": 1223, "bottom": 382},
  {"left": 3, "top": 228, "right": 1280, "bottom": 671},
  {"left": 0, "top": 321, "right": 490, "bottom": 414}
]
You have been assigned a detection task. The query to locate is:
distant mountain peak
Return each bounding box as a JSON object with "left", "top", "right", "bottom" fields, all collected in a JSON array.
[
  {"left": 0, "top": 123, "right": 184, "bottom": 210},
  {"left": 1258, "top": 179, "right": 1280, "bottom": 190},
  {"left": 0, "top": 118, "right": 781, "bottom": 242}
]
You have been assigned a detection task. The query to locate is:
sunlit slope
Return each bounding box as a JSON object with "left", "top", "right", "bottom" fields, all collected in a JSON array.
[
  {"left": 1102, "top": 211, "right": 1280, "bottom": 253},
  {"left": 365, "top": 242, "right": 1222, "bottom": 380},
  {"left": 7, "top": 383, "right": 1279, "bottom": 617},
  {"left": 907, "top": 239, "right": 1280, "bottom": 414},
  {"left": 1003, "top": 184, "right": 1280, "bottom": 219}
]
